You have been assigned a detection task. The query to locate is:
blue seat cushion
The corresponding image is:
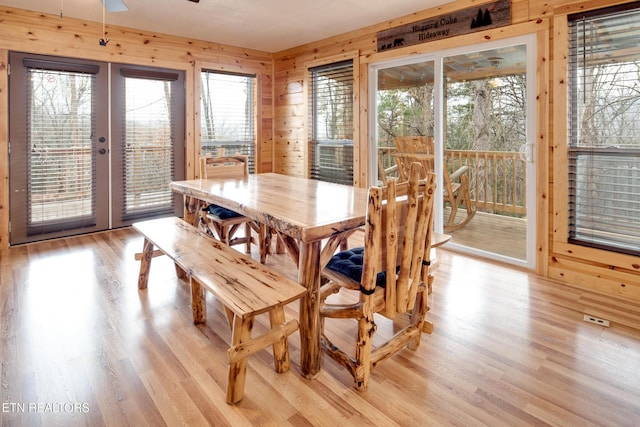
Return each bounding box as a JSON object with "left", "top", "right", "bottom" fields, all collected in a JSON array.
[
  {"left": 202, "top": 203, "right": 243, "bottom": 220},
  {"left": 326, "top": 247, "right": 387, "bottom": 288}
]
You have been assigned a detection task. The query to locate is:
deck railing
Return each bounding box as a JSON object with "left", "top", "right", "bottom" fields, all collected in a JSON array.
[{"left": 378, "top": 147, "right": 527, "bottom": 216}]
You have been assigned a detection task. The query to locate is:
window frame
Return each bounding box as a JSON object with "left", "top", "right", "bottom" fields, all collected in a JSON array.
[
  {"left": 304, "top": 52, "right": 361, "bottom": 186},
  {"left": 565, "top": 4, "right": 640, "bottom": 257},
  {"left": 553, "top": 7, "right": 640, "bottom": 267},
  {"left": 308, "top": 59, "right": 354, "bottom": 185},
  {"left": 197, "top": 68, "right": 257, "bottom": 173}
]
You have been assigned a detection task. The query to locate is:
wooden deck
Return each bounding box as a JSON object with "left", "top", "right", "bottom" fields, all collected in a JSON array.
[{"left": 446, "top": 210, "right": 527, "bottom": 260}]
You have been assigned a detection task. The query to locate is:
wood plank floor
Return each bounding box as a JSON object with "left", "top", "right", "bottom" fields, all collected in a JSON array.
[
  {"left": 1, "top": 227, "right": 639, "bottom": 426},
  {"left": 447, "top": 210, "right": 527, "bottom": 260}
]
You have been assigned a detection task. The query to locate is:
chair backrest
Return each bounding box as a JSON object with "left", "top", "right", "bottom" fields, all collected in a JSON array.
[
  {"left": 393, "top": 135, "right": 463, "bottom": 190},
  {"left": 394, "top": 135, "right": 433, "bottom": 155},
  {"left": 393, "top": 136, "right": 435, "bottom": 181},
  {"left": 200, "top": 155, "right": 249, "bottom": 180},
  {"left": 362, "top": 162, "right": 436, "bottom": 317}
]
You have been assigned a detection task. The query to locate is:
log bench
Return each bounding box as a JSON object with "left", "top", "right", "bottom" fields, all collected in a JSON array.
[{"left": 132, "top": 216, "right": 306, "bottom": 404}]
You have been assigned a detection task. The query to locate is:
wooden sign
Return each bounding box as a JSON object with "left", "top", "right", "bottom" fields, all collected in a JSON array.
[{"left": 377, "top": 0, "right": 511, "bottom": 52}]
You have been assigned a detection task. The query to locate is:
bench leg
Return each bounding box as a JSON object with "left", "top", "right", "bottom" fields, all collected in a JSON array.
[
  {"left": 225, "top": 309, "right": 299, "bottom": 404},
  {"left": 138, "top": 238, "right": 154, "bottom": 289},
  {"left": 227, "top": 315, "right": 253, "bottom": 404},
  {"left": 269, "top": 307, "right": 290, "bottom": 373},
  {"left": 190, "top": 277, "right": 207, "bottom": 324}
]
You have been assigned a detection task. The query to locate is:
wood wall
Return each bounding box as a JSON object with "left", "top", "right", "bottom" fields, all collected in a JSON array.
[{"left": 0, "top": 1, "right": 639, "bottom": 326}]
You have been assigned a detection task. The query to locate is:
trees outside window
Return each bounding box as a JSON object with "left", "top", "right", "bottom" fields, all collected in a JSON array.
[
  {"left": 568, "top": 6, "right": 640, "bottom": 256},
  {"left": 200, "top": 71, "right": 256, "bottom": 172},
  {"left": 309, "top": 60, "right": 354, "bottom": 185}
]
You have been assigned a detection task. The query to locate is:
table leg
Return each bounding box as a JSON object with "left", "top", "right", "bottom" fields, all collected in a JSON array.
[
  {"left": 183, "top": 195, "right": 200, "bottom": 227},
  {"left": 298, "top": 240, "right": 322, "bottom": 379}
]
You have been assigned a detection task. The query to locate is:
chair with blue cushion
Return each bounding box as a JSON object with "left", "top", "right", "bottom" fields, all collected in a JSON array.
[
  {"left": 199, "top": 155, "right": 257, "bottom": 254},
  {"left": 320, "top": 162, "right": 436, "bottom": 391}
]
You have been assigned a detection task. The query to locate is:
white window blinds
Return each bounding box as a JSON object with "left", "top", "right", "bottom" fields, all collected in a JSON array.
[
  {"left": 121, "top": 68, "right": 179, "bottom": 220},
  {"left": 200, "top": 70, "right": 256, "bottom": 172},
  {"left": 111, "top": 64, "right": 185, "bottom": 227},
  {"left": 568, "top": 4, "right": 640, "bottom": 256},
  {"left": 309, "top": 60, "right": 354, "bottom": 185},
  {"left": 24, "top": 61, "right": 98, "bottom": 234}
]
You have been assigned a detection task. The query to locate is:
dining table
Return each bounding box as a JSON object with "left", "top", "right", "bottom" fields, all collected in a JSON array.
[
  {"left": 171, "top": 173, "right": 369, "bottom": 379},
  {"left": 170, "top": 172, "right": 451, "bottom": 379}
]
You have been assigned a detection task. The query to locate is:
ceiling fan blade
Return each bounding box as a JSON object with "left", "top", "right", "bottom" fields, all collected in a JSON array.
[{"left": 101, "top": 0, "right": 128, "bottom": 12}]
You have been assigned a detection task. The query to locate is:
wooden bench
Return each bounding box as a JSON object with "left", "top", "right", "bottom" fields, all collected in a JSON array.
[{"left": 132, "top": 216, "right": 306, "bottom": 404}]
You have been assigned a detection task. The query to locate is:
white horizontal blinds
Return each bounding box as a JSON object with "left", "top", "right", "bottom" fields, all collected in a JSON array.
[
  {"left": 25, "top": 61, "right": 98, "bottom": 233},
  {"left": 568, "top": 4, "right": 640, "bottom": 256},
  {"left": 309, "top": 60, "right": 354, "bottom": 185},
  {"left": 121, "top": 69, "right": 178, "bottom": 219},
  {"left": 200, "top": 70, "right": 256, "bottom": 172}
]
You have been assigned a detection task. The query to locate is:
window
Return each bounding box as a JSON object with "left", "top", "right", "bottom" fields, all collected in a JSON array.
[
  {"left": 568, "top": 4, "right": 640, "bottom": 256},
  {"left": 200, "top": 70, "right": 256, "bottom": 172},
  {"left": 116, "top": 67, "right": 183, "bottom": 222},
  {"left": 309, "top": 60, "right": 354, "bottom": 185}
]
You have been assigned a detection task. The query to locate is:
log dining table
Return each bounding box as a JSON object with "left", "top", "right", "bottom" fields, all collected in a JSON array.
[{"left": 170, "top": 173, "right": 369, "bottom": 379}]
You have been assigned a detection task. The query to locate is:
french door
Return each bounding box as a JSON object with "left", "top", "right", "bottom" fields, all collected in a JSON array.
[
  {"left": 371, "top": 35, "right": 536, "bottom": 268},
  {"left": 8, "top": 53, "right": 184, "bottom": 245}
]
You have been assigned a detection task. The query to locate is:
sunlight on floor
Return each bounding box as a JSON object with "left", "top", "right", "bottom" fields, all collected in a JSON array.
[
  {"left": 437, "top": 251, "right": 532, "bottom": 335},
  {"left": 25, "top": 249, "right": 97, "bottom": 360}
]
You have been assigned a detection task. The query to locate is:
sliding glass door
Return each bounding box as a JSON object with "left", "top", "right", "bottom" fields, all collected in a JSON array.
[
  {"left": 371, "top": 35, "right": 536, "bottom": 268},
  {"left": 9, "top": 53, "right": 184, "bottom": 244},
  {"left": 442, "top": 43, "right": 532, "bottom": 263}
]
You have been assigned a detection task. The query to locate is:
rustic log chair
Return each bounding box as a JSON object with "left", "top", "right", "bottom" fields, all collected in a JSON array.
[
  {"left": 393, "top": 136, "right": 475, "bottom": 231},
  {"left": 319, "top": 163, "right": 436, "bottom": 391},
  {"left": 199, "top": 155, "right": 258, "bottom": 254}
]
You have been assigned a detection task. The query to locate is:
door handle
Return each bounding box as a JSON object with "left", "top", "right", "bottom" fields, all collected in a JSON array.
[{"left": 98, "top": 148, "right": 107, "bottom": 155}]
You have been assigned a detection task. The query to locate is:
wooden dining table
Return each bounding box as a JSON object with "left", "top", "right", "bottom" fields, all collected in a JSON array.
[
  {"left": 170, "top": 172, "right": 451, "bottom": 379},
  {"left": 171, "top": 173, "right": 370, "bottom": 379}
]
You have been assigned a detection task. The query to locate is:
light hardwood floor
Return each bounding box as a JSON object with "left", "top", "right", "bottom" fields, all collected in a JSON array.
[{"left": 1, "top": 227, "right": 639, "bottom": 426}]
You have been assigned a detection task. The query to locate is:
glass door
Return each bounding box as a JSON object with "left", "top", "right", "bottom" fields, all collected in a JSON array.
[
  {"left": 371, "top": 36, "right": 536, "bottom": 268},
  {"left": 9, "top": 53, "right": 110, "bottom": 244},
  {"left": 9, "top": 54, "right": 185, "bottom": 244},
  {"left": 373, "top": 59, "right": 435, "bottom": 186},
  {"left": 442, "top": 43, "right": 533, "bottom": 264},
  {"left": 111, "top": 65, "right": 185, "bottom": 227}
]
